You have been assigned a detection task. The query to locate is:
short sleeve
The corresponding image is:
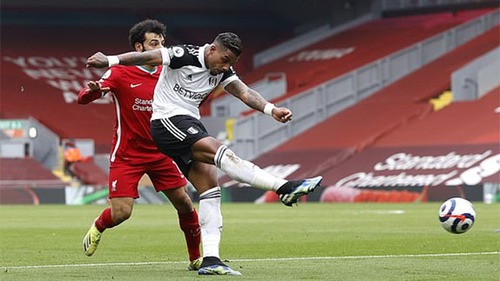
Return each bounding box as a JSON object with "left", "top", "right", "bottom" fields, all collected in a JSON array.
[
  {"left": 160, "top": 47, "right": 170, "bottom": 66},
  {"left": 220, "top": 66, "right": 240, "bottom": 88},
  {"left": 97, "top": 68, "right": 116, "bottom": 91},
  {"left": 220, "top": 74, "right": 240, "bottom": 88}
]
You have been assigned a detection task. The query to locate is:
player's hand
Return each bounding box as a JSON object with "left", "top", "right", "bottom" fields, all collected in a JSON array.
[
  {"left": 272, "top": 107, "right": 293, "bottom": 123},
  {"left": 86, "top": 52, "right": 109, "bottom": 68},
  {"left": 86, "top": 81, "right": 110, "bottom": 93}
]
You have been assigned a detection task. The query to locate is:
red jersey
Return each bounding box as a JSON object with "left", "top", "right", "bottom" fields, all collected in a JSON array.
[{"left": 78, "top": 65, "right": 166, "bottom": 164}]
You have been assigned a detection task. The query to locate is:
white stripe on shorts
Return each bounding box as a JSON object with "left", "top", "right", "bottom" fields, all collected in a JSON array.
[{"left": 160, "top": 118, "right": 187, "bottom": 141}]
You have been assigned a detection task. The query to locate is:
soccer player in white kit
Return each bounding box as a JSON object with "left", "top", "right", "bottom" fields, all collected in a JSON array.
[{"left": 86, "top": 32, "right": 322, "bottom": 276}]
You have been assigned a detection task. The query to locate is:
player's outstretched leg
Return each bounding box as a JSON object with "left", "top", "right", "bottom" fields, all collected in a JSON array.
[
  {"left": 277, "top": 176, "right": 322, "bottom": 207},
  {"left": 188, "top": 257, "right": 203, "bottom": 271},
  {"left": 83, "top": 222, "right": 102, "bottom": 256},
  {"left": 214, "top": 145, "right": 321, "bottom": 206},
  {"left": 197, "top": 256, "right": 242, "bottom": 276}
]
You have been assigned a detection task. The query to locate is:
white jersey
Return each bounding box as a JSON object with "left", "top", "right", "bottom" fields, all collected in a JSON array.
[{"left": 151, "top": 44, "right": 240, "bottom": 120}]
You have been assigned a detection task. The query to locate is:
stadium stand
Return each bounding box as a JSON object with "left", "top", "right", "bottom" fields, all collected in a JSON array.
[
  {"left": 0, "top": 23, "right": 292, "bottom": 152},
  {"left": 319, "top": 88, "right": 499, "bottom": 202},
  {"left": 202, "top": 9, "right": 494, "bottom": 116},
  {"left": 0, "top": 157, "right": 65, "bottom": 188},
  {"left": 364, "top": 28, "right": 499, "bottom": 104},
  {"left": 1, "top": 2, "right": 497, "bottom": 205},
  {"left": 0, "top": 157, "right": 66, "bottom": 204},
  {"left": 70, "top": 159, "right": 108, "bottom": 187},
  {"left": 373, "top": 87, "right": 500, "bottom": 148},
  {"left": 222, "top": 9, "right": 498, "bottom": 168},
  {"left": 0, "top": 26, "right": 127, "bottom": 153},
  {"left": 220, "top": 25, "right": 499, "bottom": 197},
  {"left": 1, "top": 9, "right": 493, "bottom": 153}
]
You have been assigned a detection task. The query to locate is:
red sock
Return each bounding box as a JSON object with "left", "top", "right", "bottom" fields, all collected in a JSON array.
[
  {"left": 94, "top": 208, "right": 117, "bottom": 232},
  {"left": 178, "top": 209, "right": 201, "bottom": 261}
]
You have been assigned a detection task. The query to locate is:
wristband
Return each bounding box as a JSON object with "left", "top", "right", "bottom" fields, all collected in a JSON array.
[
  {"left": 107, "top": 56, "right": 120, "bottom": 67},
  {"left": 263, "top": 103, "right": 276, "bottom": 116}
]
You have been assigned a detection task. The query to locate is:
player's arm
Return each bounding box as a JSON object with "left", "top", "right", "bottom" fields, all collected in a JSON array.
[
  {"left": 225, "top": 79, "right": 293, "bottom": 123},
  {"left": 77, "top": 81, "right": 111, "bottom": 104},
  {"left": 86, "top": 49, "right": 163, "bottom": 68}
]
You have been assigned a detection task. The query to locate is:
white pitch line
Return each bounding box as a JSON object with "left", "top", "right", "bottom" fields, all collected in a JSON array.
[{"left": 3, "top": 251, "right": 499, "bottom": 270}]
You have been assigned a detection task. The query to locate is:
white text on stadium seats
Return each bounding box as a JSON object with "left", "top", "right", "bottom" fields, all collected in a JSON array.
[
  {"left": 333, "top": 151, "right": 500, "bottom": 188},
  {"left": 288, "top": 47, "right": 355, "bottom": 62},
  {"left": 3, "top": 55, "right": 109, "bottom": 104},
  {"left": 374, "top": 151, "right": 492, "bottom": 170}
]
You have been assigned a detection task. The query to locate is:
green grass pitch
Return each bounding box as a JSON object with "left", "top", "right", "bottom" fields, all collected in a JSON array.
[{"left": 1, "top": 203, "right": 499, "bottom": 280}]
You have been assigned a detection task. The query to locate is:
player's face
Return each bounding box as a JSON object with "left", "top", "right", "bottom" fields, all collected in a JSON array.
[
  {"left": 207, "top": 45, "right": 238, "bottom": 75},
  {"left": 137, "top": 32, "right": 164, "bottom": 52}
]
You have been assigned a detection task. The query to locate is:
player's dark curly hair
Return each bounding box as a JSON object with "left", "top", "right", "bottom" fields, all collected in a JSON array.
[
  {"left": 128, "top": 19, "right": 166, "bottom": 49},
  {"left": 215, "top": 32, "right": 243, "bottom": 57}
]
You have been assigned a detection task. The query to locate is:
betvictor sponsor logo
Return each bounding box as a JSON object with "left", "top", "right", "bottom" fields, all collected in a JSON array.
[
  {"left": 173, "top": 83, "right": 205, "bottom": 100},
  {"left": 334, "top": 150, "right": 500, "bottom": 188}
]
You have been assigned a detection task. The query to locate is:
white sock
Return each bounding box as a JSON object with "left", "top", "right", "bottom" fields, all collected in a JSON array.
[
  {"left": 198, "top": 187, "right": 222, "bottom": 258},
  {"left": 214, "top": 145, "right": 286, "bottom": 191}
]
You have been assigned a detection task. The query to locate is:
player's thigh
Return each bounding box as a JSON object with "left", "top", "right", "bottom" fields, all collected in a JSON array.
[
  {"left": 187, "top": 161, "right": 219, "bottom": 194},
  {"left": 108, "top": 162, "right": 145, "bottom": 199},
  {"left": 191, "top": 136, "right": 223, "bottom": 164}
]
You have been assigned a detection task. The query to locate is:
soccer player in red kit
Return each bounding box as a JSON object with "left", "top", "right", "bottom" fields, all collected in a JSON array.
[{"left": 78, "top": 19, "right": 201, "bottom": 270}]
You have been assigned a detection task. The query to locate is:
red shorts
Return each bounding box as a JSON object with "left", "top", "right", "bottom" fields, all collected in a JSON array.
[{"left": 108, "top": 157, "right": 187, "bottom": 199}]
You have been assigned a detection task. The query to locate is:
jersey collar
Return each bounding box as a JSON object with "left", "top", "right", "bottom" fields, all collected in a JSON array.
[
  {"left": 200, "top": 44, "right": 209, "bottom": 70},
  {"left": 136, "top": 65, "right": 158, "bottom": 74}
]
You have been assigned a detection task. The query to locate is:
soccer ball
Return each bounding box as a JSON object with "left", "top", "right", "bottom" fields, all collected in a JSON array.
[{"left": 438, "top": 197, "right": 476, "bottom": 234}]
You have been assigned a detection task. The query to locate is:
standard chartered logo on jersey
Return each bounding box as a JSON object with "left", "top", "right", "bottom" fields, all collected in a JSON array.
[
  {"left": 334, "top": 150, "right": 500, "bottom": 188},
  {"left": 3, "top": 56, "right": 110, "bottom": 104},
  {"left": 133, "top": 98, "right": 152, "bottom": 111}
]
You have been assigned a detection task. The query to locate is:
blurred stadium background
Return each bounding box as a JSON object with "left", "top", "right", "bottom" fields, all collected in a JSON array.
[{"left": 1, "top": 0, "right": 499, "bottom": 206}]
